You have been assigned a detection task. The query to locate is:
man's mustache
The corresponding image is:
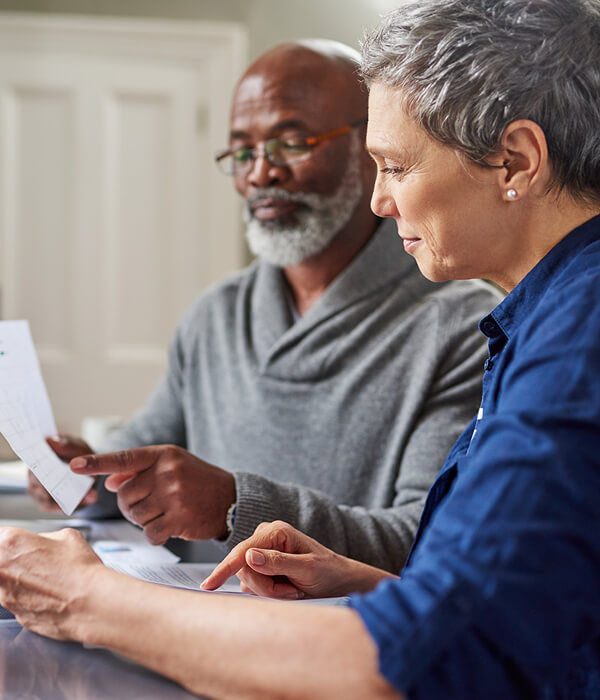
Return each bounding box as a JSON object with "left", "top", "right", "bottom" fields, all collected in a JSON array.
[{"left": 246, "top": 188, "right": 316, "bottom": 210}]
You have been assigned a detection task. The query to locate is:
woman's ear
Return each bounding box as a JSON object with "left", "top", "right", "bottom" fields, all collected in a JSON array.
[{"left": 493, "top": 119, "right": 551, "bottom": 202}]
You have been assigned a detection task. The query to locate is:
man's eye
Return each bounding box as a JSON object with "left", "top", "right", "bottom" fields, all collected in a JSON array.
[
  {"left": 233, "top": 148, "right": 253, "bottom": 162},
  {"left": 279, "top": 140, "right": 311, "bottom": 152}
]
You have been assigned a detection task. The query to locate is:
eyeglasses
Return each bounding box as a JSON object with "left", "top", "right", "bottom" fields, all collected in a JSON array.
[{"left": 215, "top": 117, "right": 367, "bottom": 176}]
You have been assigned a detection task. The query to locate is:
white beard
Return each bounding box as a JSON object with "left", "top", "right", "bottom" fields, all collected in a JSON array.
[{"left": 244, "top": 132, "right": 364, "bottom": 267}]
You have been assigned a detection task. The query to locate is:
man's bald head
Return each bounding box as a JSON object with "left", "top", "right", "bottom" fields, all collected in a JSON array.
[
  {"left": 234, "top": 40, "right": 368, "bottom": 122},
  {"left": 243, "top": 38, "right": 362, "bottom": 82}
]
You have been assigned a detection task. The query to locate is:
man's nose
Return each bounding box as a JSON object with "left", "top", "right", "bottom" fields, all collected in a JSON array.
[{"left": 247, "top": 152, "right": 286, "bottom": 188}]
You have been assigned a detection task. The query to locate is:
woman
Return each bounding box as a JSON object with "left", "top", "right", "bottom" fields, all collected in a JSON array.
[{"left": 1, "top": 1, "right": 600, "bottom": 698}]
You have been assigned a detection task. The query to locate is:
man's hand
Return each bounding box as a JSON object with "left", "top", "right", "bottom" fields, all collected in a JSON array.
[
  {"left": 0, "top": 527, "right": 103, "bottom": 640},
  {"left": 27, "top": 436, "right": 98, "bottom": 512},
  {"left": 202, "top": 520, "right": 396, "bottom": 599},
  {"left": 70, "top": 445, "right": 236, "bottom": 544}
]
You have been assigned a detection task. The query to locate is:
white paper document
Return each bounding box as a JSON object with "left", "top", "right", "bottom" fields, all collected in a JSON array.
[
  {"left": 0, "top": 518, "right": 179, "bottom": 567},
  {"left": 0, "top": 321, "right": 93, "bottom": 515},
  {"left": 0, "top": 518, "right": 347, "bottom": 604},
  {"left": 108, "top": 562, "right": 349, "bottom": 604},
  {"left": 107, "top": 561, "right": 242, "bottom": 593},
  {"left": 87, "top": 520, "right": 180, "bottom": 567}
]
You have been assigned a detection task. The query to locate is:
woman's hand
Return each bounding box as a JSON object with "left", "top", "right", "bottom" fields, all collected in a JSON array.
[
  {"left": 0, "top": 527, "right": 104, "bottom": 640},
  {"left": 202, "top": 520, "right": 397, "bottom": 599}
]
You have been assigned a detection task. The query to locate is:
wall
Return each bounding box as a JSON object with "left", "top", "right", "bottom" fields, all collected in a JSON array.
[
  {"left": 0, "top": 0, "right": 400, "bottom": 443},
  {"left": 0, "top": 0, "right": 400, "bottom": 57}
]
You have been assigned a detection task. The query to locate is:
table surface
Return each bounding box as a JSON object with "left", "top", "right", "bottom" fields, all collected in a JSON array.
[
  {"left": 0, "top": 496, "right": 345, "bottom": 698},
  {"left": 0, "top": 491, "right": 66, "bottom": 520},
  {"left": 0, "top": 619, "right": 203, "bottom": 699},
  {"left": 0, "top": 495, "right": 213, "bottom": 699}
]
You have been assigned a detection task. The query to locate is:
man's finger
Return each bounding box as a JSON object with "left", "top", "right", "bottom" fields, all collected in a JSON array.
[
  {"left": 37, "top": 501, "right": 62, "bottom": 513},
  {"left": 104, "top": 473, "right": 135, "bottom": 492},
  {"left": 46, "top": 436, "right": 92, "bottom": 461},
  {"left": 27, "top": 474, "right": 61, "bottom": 511},
  {"left": 127, "top": 499, "right": 164, "bottom": 528},
  {"left": 70, "top": 447, "right": 159, "bottom": 476},
  {"left": 81, "top": 489, "right": 98, "bottom": 505}
]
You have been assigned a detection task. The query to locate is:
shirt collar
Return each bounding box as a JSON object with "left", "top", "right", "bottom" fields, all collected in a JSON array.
[{"left": 480, "top": 213, "right": 600, "bottom": 341}]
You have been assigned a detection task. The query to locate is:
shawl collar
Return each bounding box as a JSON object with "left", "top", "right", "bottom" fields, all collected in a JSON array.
[{"left": 250, "top": 218, "right": 413, "bottom": 367}]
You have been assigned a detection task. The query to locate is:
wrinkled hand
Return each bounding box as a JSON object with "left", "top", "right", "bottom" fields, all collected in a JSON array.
[
  {"left": 0, "top": 527, "right": 103, "bottom": 640},
  {"left": 70, "top": 445, "right": 236, "bottom": 544},
  {"left": 202, "top": 520, "right": 394, "bottom": 599},
  {"left": 27, "top": 436, "right": 98, "bottom": 512}
]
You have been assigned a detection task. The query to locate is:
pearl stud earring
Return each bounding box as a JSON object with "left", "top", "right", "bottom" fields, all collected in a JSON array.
[{"left": 507, "top": 189, "right": 518, "bottom": 200}]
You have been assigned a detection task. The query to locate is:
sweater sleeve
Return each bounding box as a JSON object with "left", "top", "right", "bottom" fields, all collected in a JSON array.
[{"left": 227, "top": 289, "right": 490, "bottom": 572}]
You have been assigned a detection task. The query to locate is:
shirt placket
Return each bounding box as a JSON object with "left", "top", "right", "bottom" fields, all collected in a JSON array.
[{"left": 468, "top": 316, "right": 505, "bottom": 454}]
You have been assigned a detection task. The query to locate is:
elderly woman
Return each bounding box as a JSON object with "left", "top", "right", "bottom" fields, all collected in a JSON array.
[{"left": 1, "top": 0, "right": 600, "bottom": 698}]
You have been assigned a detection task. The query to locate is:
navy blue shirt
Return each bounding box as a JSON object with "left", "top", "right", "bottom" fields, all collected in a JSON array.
[{"left": 349, "top": 214, "right": 600, "bottom": 699}]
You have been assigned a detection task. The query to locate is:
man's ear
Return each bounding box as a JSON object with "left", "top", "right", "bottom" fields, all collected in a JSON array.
[{"left": 489, "top": 119, "right": 551, "bottom": 202}]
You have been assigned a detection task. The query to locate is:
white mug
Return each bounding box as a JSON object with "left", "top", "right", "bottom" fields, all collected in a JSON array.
[{"left": 80, "top": 415, "right": 124, "bottom": 452}]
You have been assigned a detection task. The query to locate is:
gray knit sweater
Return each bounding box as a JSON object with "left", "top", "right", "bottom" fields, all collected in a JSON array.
[{"left": 96, "top": 219, "right": 501, "bottom": 572}]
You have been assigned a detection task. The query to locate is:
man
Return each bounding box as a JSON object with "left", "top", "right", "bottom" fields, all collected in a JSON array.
[{"left": 29, "top": 39, "right": 499, "bottom": 572}]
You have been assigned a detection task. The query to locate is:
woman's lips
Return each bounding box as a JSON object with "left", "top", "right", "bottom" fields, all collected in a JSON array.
[
  {"left": 251, "top": 199, "right": 299, "bottom": 221},
  {"left": 402, "top": 237, "right": 422, "bottom": 253}
]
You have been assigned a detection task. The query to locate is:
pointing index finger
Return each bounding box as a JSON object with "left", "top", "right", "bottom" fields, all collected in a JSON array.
[
  {"left": 201, "top": 544, "right": 248, "bottom": 590},
  {"left": 70, "top": 447, "right": 158, "bottom": 476}
]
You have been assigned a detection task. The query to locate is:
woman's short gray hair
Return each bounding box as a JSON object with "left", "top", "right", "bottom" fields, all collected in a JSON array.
[{"left": 361, "top": 0, "right": 600, "bottom": 202}]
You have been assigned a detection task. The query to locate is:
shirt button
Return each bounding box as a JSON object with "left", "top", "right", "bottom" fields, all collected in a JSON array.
[
  {"left": 484, "top": 359, "right": 493, "bottom": 371},
  {"left": 454, "top": 595, "right": 472, "bottom": 614},
  {"left": 482, "top": 320, "right": 497, "bottom": 335}
]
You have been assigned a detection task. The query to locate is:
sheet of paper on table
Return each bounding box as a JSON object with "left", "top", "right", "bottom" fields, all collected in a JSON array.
[
  {"left": 105, "top": 560, "right": 348, "bottom": 603},
  {"left": 51, "top": 520, "right": 241, "bottom": 591},
  {"left": 0, "top": 518, "right": 240, "bottom": 594},
  {"left": 107, "top": 560, "right": 242, "bottom": 593},
  {"left": 0, "top": 518, "right": 179, "bottom": 565},
  {"left": 0, "top": 321, "right": 93, "bottom": 514},
  {"left": 0, "top": 518, "right": 348, "bottom": 604}
]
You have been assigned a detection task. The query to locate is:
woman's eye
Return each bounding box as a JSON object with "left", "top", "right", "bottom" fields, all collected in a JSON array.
[{"left": 380, "top": 166, "right": 406, "bottom": 180}]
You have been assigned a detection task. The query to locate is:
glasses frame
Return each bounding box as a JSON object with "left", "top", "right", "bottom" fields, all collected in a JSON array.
[{"left": 215, "top": 117, "right": 367, "bottom": 176}]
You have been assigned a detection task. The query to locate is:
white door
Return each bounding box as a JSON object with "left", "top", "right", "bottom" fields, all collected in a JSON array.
[{"left": 0, "top": 14, "right": 247, "bottom": 437}]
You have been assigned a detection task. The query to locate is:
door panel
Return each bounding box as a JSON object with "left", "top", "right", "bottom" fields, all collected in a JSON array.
[{"left": 0, "top": 14, "right": 247, "bottom": 436}]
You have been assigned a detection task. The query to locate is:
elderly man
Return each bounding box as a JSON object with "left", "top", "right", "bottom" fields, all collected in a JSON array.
[{"left": 29, "top": 39, "right": 499, "bottom": 572}]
